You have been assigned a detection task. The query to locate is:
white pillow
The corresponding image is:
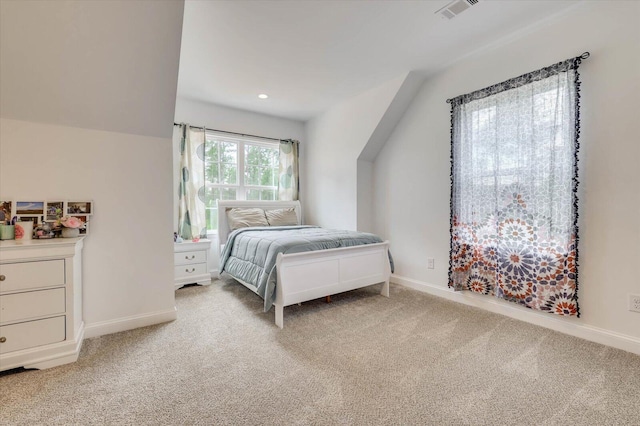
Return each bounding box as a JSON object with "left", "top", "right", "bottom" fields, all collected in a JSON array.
[
  {"left": 265, "top": 208, "right": 298, "bottom": 226},
  {"left": 226, "top": 208, "right": 268, "bottom": 231}
]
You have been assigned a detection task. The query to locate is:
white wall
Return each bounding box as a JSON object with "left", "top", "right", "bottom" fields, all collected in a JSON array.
[
  {"left": 0, "top": 119, "right": 176, "bottom": 335},
  {"left": 0, "top": 1, "right": 184, "bottom": 337},
  {"left": 173, "top": 97, "right": 305, "bottom": 271},
  {"left": 304, "top": 74, "right": 407, "bottom": 230},
  {"left": 373, "top": 1, "right": 640, "bottom": 346},
  {"left": 174, "top": 97, "right": 305, "bottom": 141}
]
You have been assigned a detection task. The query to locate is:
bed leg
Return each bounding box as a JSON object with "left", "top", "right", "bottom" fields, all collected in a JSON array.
[
  {"left": 275, "top": 304, "right": 284, "bottom": 329},
  {"left": 325, "top": 295, "right": 331, "bottom": 303},
  {"left": 381, "top": 279, "right": 390, "bottom": 298}
]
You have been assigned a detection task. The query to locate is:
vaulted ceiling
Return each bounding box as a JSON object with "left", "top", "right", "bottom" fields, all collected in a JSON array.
[
  {"left": 0, "top": 1, "right": 583, "bottom": 137},
  {"left": 177, "top": 0, "right": 581, "bottom": 121}
]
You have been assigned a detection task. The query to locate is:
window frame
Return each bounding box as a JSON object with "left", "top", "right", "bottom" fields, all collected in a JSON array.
[{"left": 204, "top": 131, "right": 279, "bottom": 233}]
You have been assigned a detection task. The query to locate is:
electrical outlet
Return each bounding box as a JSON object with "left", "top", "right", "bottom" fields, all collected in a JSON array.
[
  {"left": 630, "top": 294, "right": 640, "bottom": 313},
  {"left": 427, "top": 258, "right": 435, "bottom": 269}
]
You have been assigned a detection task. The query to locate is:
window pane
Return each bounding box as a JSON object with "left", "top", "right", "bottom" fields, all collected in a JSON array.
[
  {"left": 206, "top": 208, "right": 218, "bottom": 231},
  {"left": 246, "top": 189, "right": 260, "bottom": 200},
  {"left": 245, "top": 165, "right": 260, "bottom": 186},
  {"left": 204, "top": 187, "right": 237, "bottom": 208},
  {"left": 260, "top": 167, "right": 272, "bottom": 186},
  {"left": 221, "top": 164, "right": 237, "bottom": 184},
  {"left": 205, "top": 140, "right": 220, "bottom": 183},
  {"left": 204, "top": 188, "right": 220, "bottom": 208},
  {"left": 246, "top": 188, "right": 276, "bottom": 200},
  {"left": 220, "top": 142, "right": 237, "bottom": 163},
  {"left": 261, "top": 189, "right": 276, "bottom": 200},
  {"left": 205, "top": 162, "right": 219, "bottom": 184},
  {"left": 246, "top": 144, "right": 278, "bottom": 168},
  {"left": 220, "top": 188, "right": 237, "bottom": 200},
  {"left": 205, "top": 140, "right": 219, "bottom": 162},
  {"left": 245, "top": 144, "right": 259, "bottom": 165},
  {"left": 204, "top": 187, "right": 237, "bottom": 230}
]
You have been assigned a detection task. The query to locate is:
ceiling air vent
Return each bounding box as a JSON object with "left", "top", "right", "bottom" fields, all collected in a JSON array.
[{"left": 435, "top": 0, "right": 479, "bottom": 20}]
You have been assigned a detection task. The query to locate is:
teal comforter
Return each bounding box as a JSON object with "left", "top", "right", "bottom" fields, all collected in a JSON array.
[{"left": 219, "top": 226, "right": 393, "bottom": 311}]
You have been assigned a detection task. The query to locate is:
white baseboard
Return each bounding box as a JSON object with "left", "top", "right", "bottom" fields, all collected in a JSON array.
[
  {"left": 84, "top": 307, "right": 177, "bottom": 339},
  {"left": 391, "top": 274, "right": 640, "bottom": 356},
  {"left": 210, "top": 269, "right": 218, "bottom": 278}
]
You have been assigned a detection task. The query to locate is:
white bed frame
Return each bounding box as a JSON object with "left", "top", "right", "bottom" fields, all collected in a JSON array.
[{"left": 217, "top": 200, "right": 391, "bottom": 328}]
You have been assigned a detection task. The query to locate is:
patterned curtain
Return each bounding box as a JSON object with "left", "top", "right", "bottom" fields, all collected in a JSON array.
[
  {"left": 448, "top": 54, "right": 588, "bottom": 317},
  {"left": 278, "top": 139, "right": 299, "bottom": 201},
  {"left": 177, "top": 124, "right": 207, "bottom": 239}
]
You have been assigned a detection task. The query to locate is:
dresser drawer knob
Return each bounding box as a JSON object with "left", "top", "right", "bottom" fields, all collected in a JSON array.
[
  {"left": 0, "top": 275, "right": 5, "bottom": 281},
  {"left": 0, "top": 337, "right": 6, "bottom": 343},
  {"left": 185, "top": 268, "right": 195, "bottom": 273},
  {"left": 185, "top": 255, "right": 195, "bottom": 260}
]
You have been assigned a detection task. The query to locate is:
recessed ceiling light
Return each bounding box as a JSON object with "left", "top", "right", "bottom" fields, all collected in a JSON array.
[{"left": 258, "top": 94, "right": 269, "bottom": 99}]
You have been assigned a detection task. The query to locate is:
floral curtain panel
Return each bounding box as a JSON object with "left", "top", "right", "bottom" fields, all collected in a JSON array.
[
  {"left": 448, "top": 54, "right": 587, "bottom": 317},
  {"left": 177, "top": 124, "right": 207, "bottom": 239},
  {"left": 278, "top": 139, "right": 299, "bottom": 201}
]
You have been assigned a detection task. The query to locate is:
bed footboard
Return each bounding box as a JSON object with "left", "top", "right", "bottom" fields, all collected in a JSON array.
[{"left": 274, "top": 241, "right": 391, "bottom": 328}]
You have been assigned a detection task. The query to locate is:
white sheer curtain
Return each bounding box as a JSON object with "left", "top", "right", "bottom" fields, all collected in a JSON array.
[
  {"left": 449, "top": 55, "right": 586, "bottom": 317},
  {"left": 177, "top": 124, "right": 207, "bottom": 239}
]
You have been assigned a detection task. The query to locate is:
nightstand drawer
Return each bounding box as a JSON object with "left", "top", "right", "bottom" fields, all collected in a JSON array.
[
  {"left": 0, "top": 316, "right": 66, "bottom": 354},
  {"left": 0, "top": 288, "right": 66, "bottom": 324},
  {"left": 174, "top": 262, "right": 208, "bottom": 280},
  {"left": 0, "top": 260, "right": 65, "bottom": 293},
  {"left": 174, "top": 250, "right": 206, "bottom": 266}
]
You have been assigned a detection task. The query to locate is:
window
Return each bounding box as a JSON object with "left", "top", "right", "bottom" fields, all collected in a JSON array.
[
  {"left": 204, "top": 132, "right": 279, "bottom": 231},
  {"left": 448, "top": 55, "right": 586, "bottom": 317}
]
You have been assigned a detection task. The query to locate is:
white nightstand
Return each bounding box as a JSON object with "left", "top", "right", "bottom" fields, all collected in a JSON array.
[{"left": 174, "top": 239, "right": 211, "bottom": 290}]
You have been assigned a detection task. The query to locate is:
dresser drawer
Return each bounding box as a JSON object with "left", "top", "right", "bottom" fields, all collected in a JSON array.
[
  {"left": 174, "top": 250, "right": 206, "bottom": 266},
  {"left": 0, "top": 288, "right": 66, "bottom": 325},
  {"left": 0, "top": 260, "right": 65, "bottom": 293},
  {"left": 174, "top": 262, "right": 208, "bottom": 280},
  {"left": 0, "top": 316, "right": 66, "bottom": 354}
]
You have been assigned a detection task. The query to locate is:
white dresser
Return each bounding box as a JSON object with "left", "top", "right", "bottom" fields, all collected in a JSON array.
[
  {"left": 0, "top": 238, "right": 84, "bottom": 371},
  {"left": 174, "top": 239, "right": 211, "bottom": 289}
]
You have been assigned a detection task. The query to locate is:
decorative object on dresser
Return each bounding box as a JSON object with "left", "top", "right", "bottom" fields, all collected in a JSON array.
[
  {"left": 1, "top": 199, "right": 93, "bottom": 236},
  {"left": 0, "top": 224, "right": 15, "bottom": 240},
  {"left": 174, "top": 239, "right": 211, "bottom": 290},
  {"left": 58, "top": 216, "right": 84, "bottom": 238},
  {"left": 0, "top": 238, "right": 85, "bottom": 371}
]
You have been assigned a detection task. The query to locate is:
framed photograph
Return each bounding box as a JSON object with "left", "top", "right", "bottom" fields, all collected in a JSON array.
[
  {"left": 16, "top": 201, "right": 45, "bottom": 216},
  {"left": 67, "top": 201, "right": 92, "bottom": 215},
  {"left": 45, "top": 201, "right": 65, "bottom": 221},
  {"left": 0, "top": 201, "right": 12, "bottom": 223}
]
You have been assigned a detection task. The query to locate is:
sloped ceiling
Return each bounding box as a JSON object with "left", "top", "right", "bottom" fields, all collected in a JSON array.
[
  {"left": 177, "top": 0, "right": 580, "bottom": 121},
  {"left": 0, "top": 0, "right": 185, "bottom": 139}
]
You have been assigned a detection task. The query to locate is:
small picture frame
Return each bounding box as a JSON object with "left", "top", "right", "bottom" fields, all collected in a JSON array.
[
  {"left": 0, "top": 201, "right": 12, "bottom": 223},
  {"left": 16, "top": 201, "right": 45, "bottom": 216},
  {"left": 45, "top": 201, "right": 65, "bottom": 222},
  {"left": 67, "top": 201, "right": 92, "bottom": 215}
]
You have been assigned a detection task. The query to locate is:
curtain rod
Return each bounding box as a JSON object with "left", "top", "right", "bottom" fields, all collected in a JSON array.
[
  {"left": 173, "top": 122, "right": 287, "bottom": 143},
  {"left": 446, "top": 51, "right": 590, "bottom": 105}
]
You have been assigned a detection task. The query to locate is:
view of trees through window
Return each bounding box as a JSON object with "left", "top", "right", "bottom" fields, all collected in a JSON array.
[{"left": 204, "top": 133, "right": 279, "bottom": 230}]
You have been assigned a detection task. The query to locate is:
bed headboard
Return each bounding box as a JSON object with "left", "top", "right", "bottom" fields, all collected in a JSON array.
[{"left": 217, "top": 200, "right": 303, "bottom": 245}]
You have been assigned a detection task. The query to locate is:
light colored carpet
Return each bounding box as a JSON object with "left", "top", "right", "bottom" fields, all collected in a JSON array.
[{"left": 1, "top": 279, "right": 639, "bottom": 425}]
